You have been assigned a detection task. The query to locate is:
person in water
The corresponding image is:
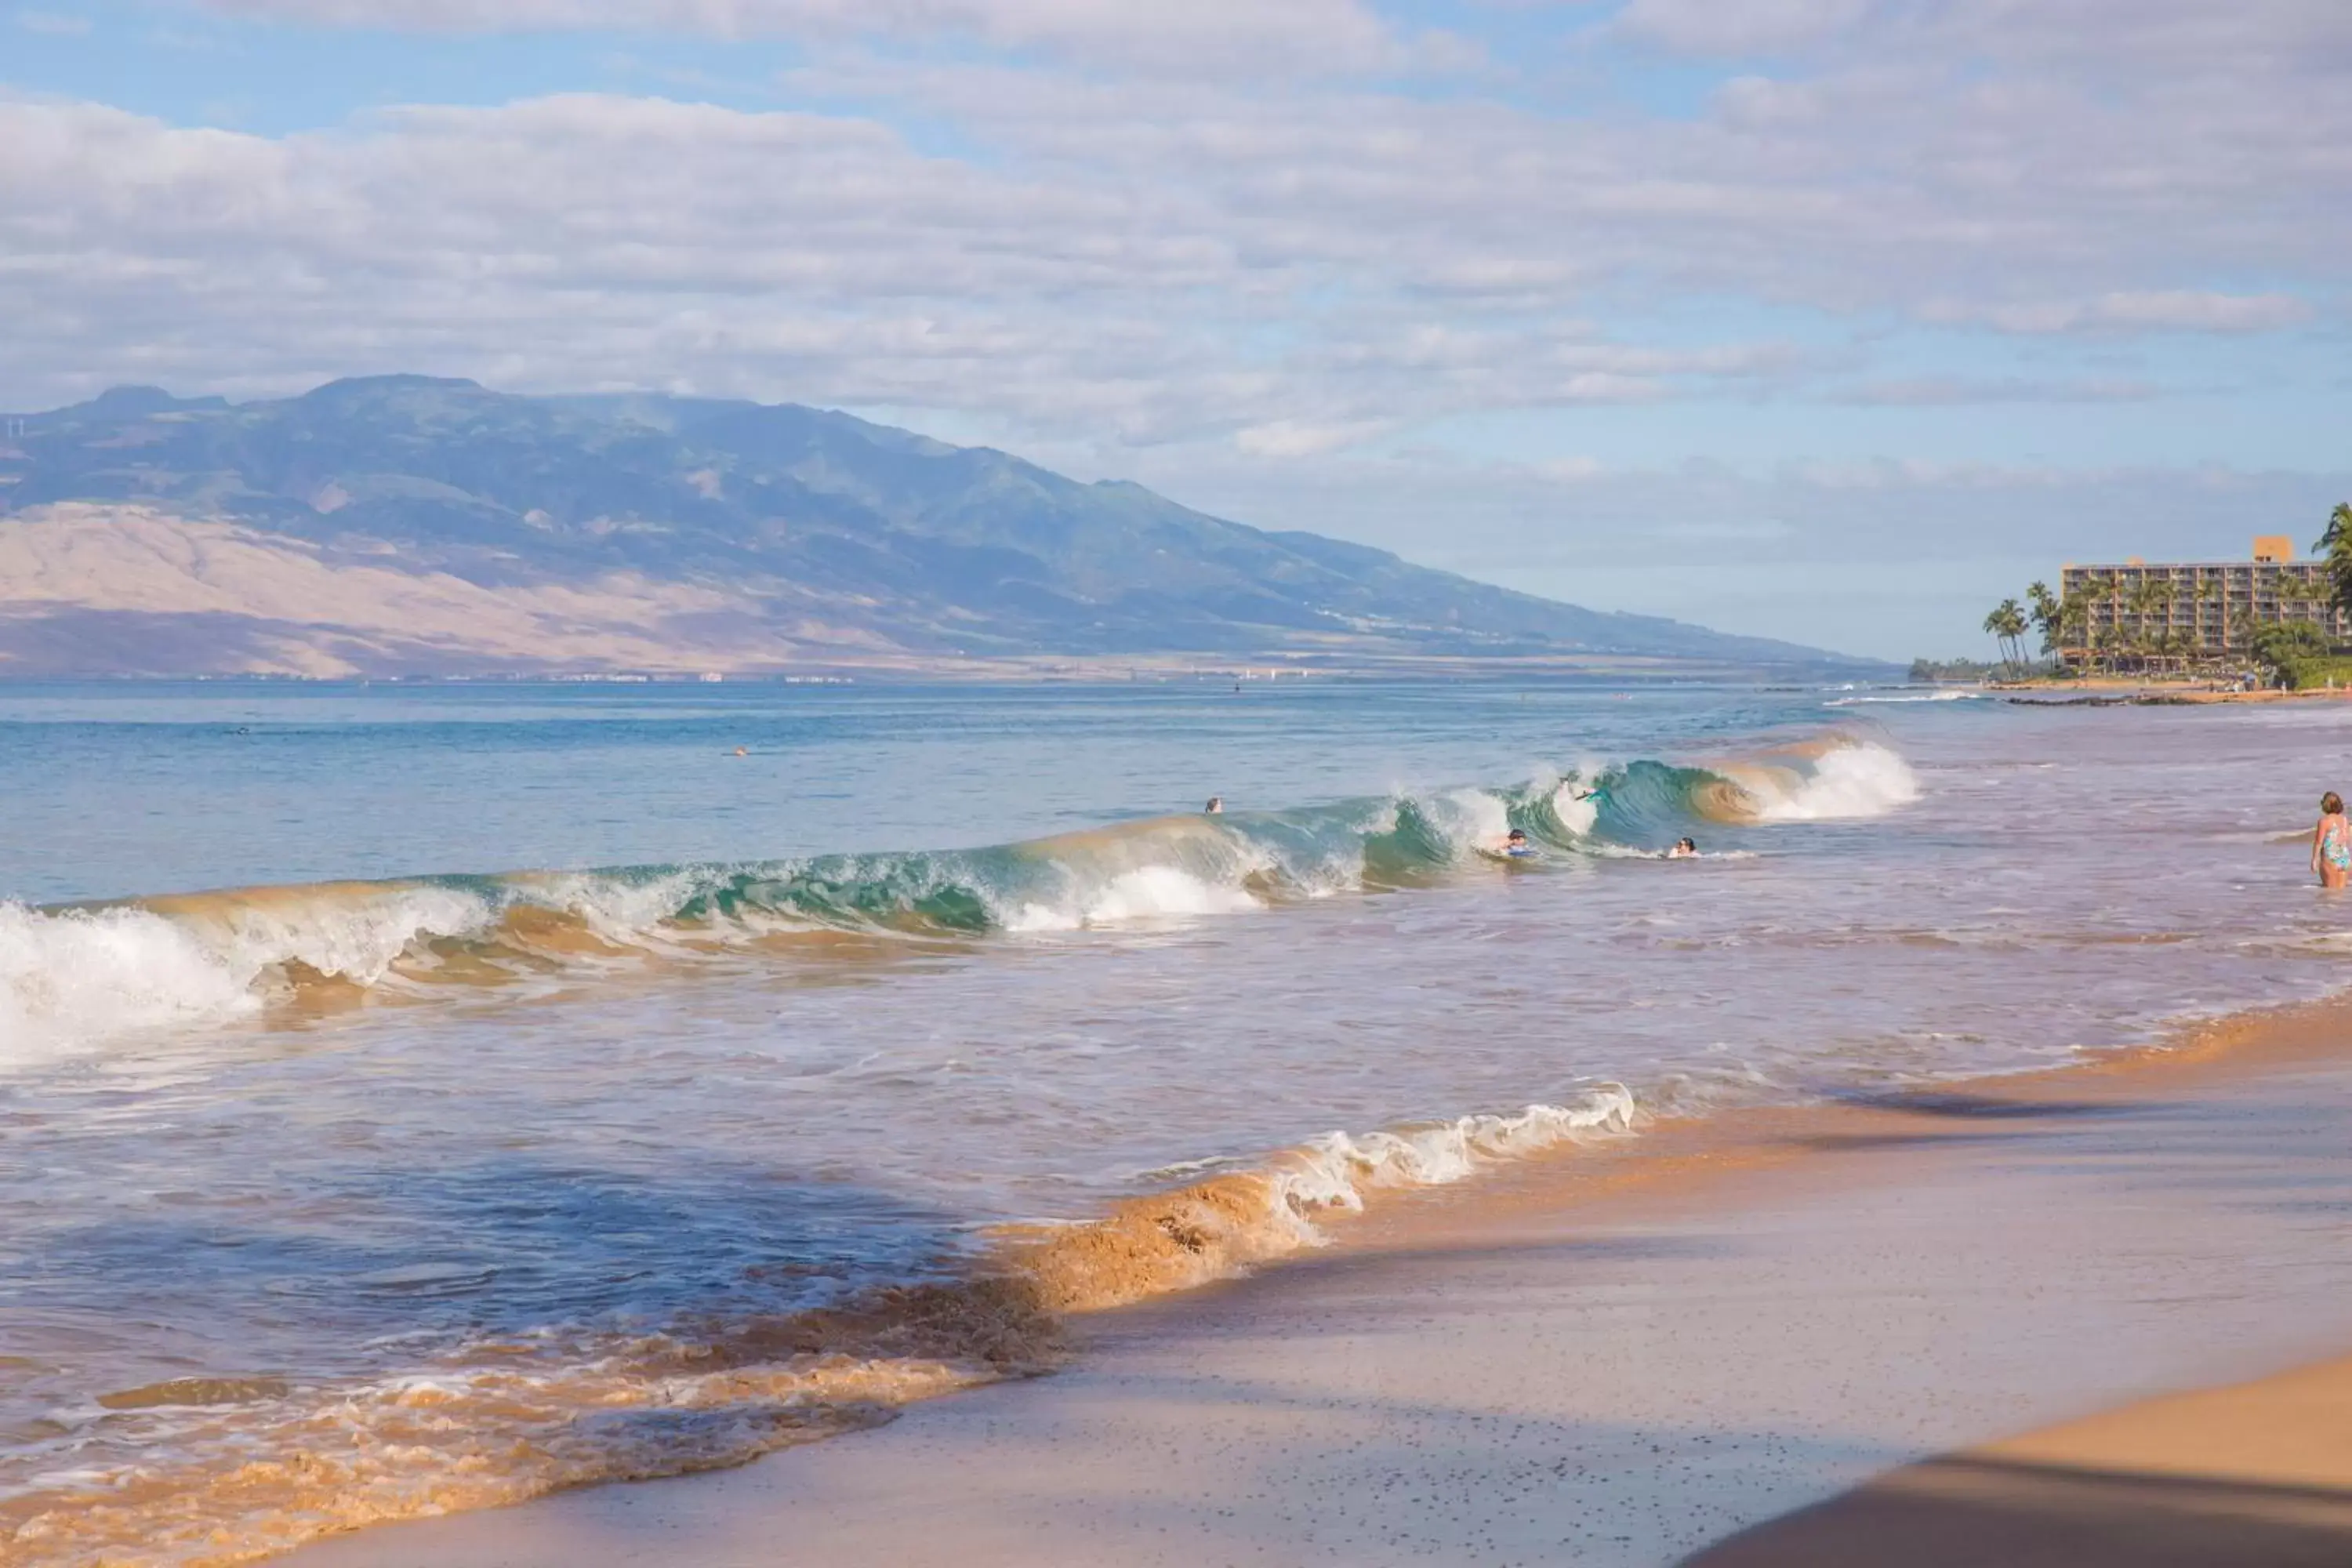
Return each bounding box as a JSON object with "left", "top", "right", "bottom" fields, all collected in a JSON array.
[
  {"left": 1666, "top": 837, "right": 1698, "bottom": 858},
  {"left": 2314, "top": 793, "right": 2350, "bottom": 890},
  {"left": 1504, "top": 828, "right": 1536, "bottom": 858},
  {"left": 1204, "top": 796, "right": 1223, "bottom": 815}
]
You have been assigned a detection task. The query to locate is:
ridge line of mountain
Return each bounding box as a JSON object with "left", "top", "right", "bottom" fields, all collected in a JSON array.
[{"left": 0, "top": 376, "right": 1883, "bottom": 680}]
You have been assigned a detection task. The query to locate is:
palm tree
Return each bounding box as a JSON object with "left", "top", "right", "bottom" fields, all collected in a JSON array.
[
  {"left": 2160, "top": 626, "right": 2195, "bottom": 674},
  {"left": 2102, "top": 572, "right": 2132, "bottom": 671},
  {"left": 2089, "top": 611, "right": 2125, "bottom": 674},
  {"left": 1983, "top": 599, "right": 2028, "bottom": 676},
  {"left": 2195, "top": 579, "right": 2225, "bottom": 659},
  {"left": 2315, "top": 502, "right": 2352, "bottom": 630},
  {"left": 2027, "top": 580, "right": 2060, "bottom": 658},
  {"left": 2058, "top": 593, "right": 2094, "bottom": 672},
  {"left": 2127, "top": 577, "right": 2175, "bottom": 670},
  {"left": 2068, "top": 572, "right": 2114, "bottom": 673},
  {"left": 2056, "top": 577, "right": 2104, "bottom": 673}
]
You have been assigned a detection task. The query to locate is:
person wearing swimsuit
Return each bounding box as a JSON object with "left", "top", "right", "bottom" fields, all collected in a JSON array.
[{"left": 2314, "top": 793, "right": 2350, "bottom": 890}]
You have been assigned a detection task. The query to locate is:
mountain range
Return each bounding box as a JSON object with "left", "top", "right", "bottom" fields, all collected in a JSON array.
[{"left": 0, "top": 376, "right": 1870, "bottom": 678}]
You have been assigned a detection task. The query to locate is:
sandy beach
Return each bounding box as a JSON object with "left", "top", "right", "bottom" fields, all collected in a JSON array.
[
  {"left": 1690, "top": 1355, "right": 2352, "bottom": 1566},
  {"left": 276, "top": 1000, "right": 2352, "bottom": 1568}
]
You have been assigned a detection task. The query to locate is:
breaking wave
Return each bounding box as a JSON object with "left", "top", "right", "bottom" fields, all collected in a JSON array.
[
  {"left": 1825, "top": 689, "right": 1989, "bottom": 707},
  {"left": 2, "top": 738, "right": 1919, "bottom": 1054},
  {"left": 0, "top": 731, "right": 1919, "bottom": 1565}
]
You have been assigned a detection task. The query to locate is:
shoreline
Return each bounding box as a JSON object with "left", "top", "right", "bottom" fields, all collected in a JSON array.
[
  {"left": 1987, "top": 676, "right": 2352, "bottom": 705},
  {"left": 272, "top": 992, "right": 2352, "bottom": 1568}
]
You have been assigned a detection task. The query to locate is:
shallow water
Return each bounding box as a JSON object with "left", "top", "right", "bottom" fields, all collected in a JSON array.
[{"left": 2, "top": 680, "right": 2346, "bottom": 1566}]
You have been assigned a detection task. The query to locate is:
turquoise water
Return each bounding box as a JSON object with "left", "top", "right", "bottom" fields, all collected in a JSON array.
[{"left": 2, "top": 680, "right": 2346, "bottom": 1566}]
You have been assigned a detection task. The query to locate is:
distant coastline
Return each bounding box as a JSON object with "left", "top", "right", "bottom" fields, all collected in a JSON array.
[
  {"left": 0, "top": 653, "right": 1888, "bottom": 686},
  {"left": 1993, "top": 676, "right": 2352, "bottom": 706}
]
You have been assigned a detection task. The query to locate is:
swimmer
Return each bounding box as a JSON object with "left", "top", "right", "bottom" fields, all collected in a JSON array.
[
  {"left": 1504, "top": 828, "right": 1537, "bottom": 858},
  {"left": 1204, "top": 796, "right": 1223, "bottom": 815},
  {"left": 733, "top": 746, "right": 748, "bottom": 757},
  {"left": 1666, "top": 837, "right": 1698, "bottom": 858},
  {"left": 2314, "top": 793, "right": 2349, "bottom": 890}
]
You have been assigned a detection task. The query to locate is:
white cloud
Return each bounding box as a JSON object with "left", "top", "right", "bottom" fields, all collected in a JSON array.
[
  {"left": 1233, "top": 418, "right": 1392, "bottom": 458},
  {"left": 1925, "top": 291, "right": 2317, "bottom": 336},
  {"left": 192, "top": 0, "right": 1405, "bottom": 71},
  {"left": 1613, "top": 0, "right": 1874, "bottom": 56},
  {"left": 1836, "top": 375, "right": 2161, "bottom": 405},
  {"left": 6, "top": 25, "right": 2346, "bottom": 441},
  {"left": 13, "top": 0, "right": 2336, "bottom": 437},
  {"left": 1613, "top": 0, "right": 2352, "bottom": 71},
  {"left": 0, "top": 90, "right": 1841, "bottom": 444},
  {"left": 2078, "top": 291, "right": 2317, "bottom": 333},
  {"left": 1, "top": 0, "right": 2345, "bottom": 662}
]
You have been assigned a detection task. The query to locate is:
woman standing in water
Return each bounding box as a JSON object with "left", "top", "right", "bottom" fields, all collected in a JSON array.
[{"left": 2313, "top": 793, "right": 2350, "bottom": 890}]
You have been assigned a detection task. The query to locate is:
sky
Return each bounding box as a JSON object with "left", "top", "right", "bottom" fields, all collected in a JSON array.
[{"left": 5, "top": 1, "right": 2349, "bottom": 659}]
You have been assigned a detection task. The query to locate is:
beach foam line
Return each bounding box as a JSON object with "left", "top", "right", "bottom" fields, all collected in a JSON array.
[
  {"left": 1004, "top": 1088, "right": 1641, "bottom": 1312},
  {"left": 0, "top": 1085, "right": 1639, "bottom": 1568},
  {"left": 1824, "top": 690, "right": 1989, "bottom": 706}
]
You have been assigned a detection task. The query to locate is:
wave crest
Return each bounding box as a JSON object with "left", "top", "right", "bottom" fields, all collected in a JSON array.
[{"left": 3, "top": 739, "right": 1918, "bottom": 1053}]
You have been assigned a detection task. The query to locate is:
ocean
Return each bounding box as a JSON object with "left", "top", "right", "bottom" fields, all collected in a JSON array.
[{"left": 2, "top": 678, "right": 2345, "bottom": 1566}]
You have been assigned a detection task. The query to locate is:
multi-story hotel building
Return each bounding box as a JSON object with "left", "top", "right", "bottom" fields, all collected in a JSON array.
[{"left": 2058, "top": 536, "right": 2345, "bottom": 666}]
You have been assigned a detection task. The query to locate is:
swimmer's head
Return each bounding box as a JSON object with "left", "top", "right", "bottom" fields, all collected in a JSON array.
[
  {"left": 1677, "top": 837, "right": 1697, "bottom": 853},
  {"left": 1506, "top": 829, "right": 1527, "bottom": 844},
  {"left": 1204, "top": 796, "right": 1223, "bottom": 814}
]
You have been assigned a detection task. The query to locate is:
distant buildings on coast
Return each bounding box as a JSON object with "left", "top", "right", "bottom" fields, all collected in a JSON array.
[{"left": 2057, "top": 535, "right": 2346, "bottom": 669}]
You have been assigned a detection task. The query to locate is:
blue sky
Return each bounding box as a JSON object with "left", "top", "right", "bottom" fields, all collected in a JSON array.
[{"left": 6, "top": 0, "right": 2348, "bottom": 657}]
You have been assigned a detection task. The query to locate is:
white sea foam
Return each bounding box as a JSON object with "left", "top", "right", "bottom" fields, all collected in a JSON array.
[
  {"left": 1423, "top": 786, "right": 1513, "bottom": 858},
  {"left": 1270, "top": 1085, "right": 1640, "bottom": 1225},
  {"left": 1552, "top": 779, "right": 1601, "bottom": 837},
  {"left": 0, "top": 884, "right": 496, "bottom": 1054},
  {"left": 1742, "top": 742, "right": 1922, "bottom": 822},
  {"left": 1007, "top": 866, "right": 1264, "bottom": 931},
  {"left": 187, "top": 884, "right": 496, "bottom": 985},
  {"left": 532, "top": 870, "right": 707, "bottom": 946},
  {"left": 1825, "top": 690, "right": 1988, "bottom": 707},
  {"left": 1087, "top": 866, "right": 1262, "bottom": 923},
  {"left": 0, "top": 902, "right": 260, "bottom": 1053}
]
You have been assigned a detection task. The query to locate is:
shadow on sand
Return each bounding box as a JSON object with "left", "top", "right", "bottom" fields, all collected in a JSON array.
[{"left": 1681, "top": 1452, "right": 2352, "bottom": 1567}]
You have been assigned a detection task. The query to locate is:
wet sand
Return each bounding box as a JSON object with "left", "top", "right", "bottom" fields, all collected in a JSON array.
[{"left": 282, "top": 1003, "right": 2352, "bottom": 1568}]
